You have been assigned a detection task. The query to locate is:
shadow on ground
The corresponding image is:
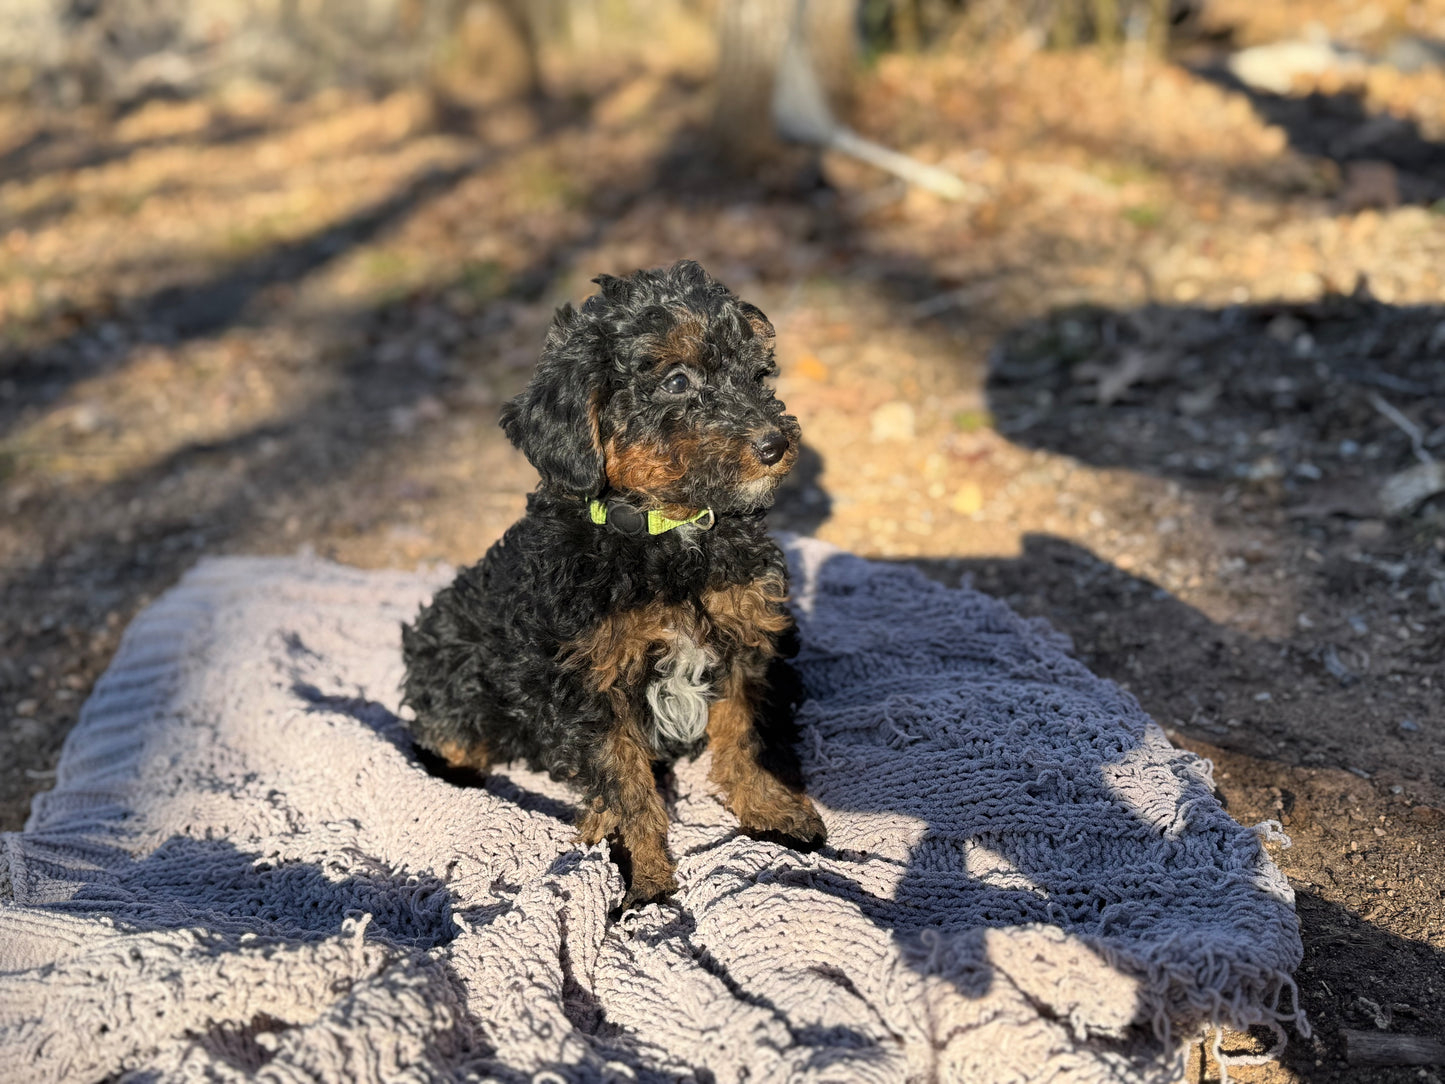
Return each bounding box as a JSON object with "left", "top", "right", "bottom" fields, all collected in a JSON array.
[
  {"left": 1194, "top": 67, "right": 1445, "bottom": 206},
  {"left": 975, "top": 296, "right": 1443, "bottom": 787}
]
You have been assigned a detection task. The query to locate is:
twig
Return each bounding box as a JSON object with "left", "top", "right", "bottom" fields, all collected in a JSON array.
[
  {"left": 1368, "top": 391, "right": 1434, "bottom": 465},
  {"left": 912, "top": 280, "right": 1001, "bottom": 319}
]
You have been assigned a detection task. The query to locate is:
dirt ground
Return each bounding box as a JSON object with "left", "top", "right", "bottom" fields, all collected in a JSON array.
[{"left": 1, "top": 8, "right": 1443, "bottom": 1082}]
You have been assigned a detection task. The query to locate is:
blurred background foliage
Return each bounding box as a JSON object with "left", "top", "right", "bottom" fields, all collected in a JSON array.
[{"left": 0, "top": 0, "right": 1207, "bottom": 111}]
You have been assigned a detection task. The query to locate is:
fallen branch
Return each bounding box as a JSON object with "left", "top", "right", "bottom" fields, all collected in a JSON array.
[
  {"left": 1344, "top": 1029, "right": 1445, "bottom": 1068},
  {"left": 772, "top": 4, "right": 980, "bottom": 201},
  {"left": 1368, "top": 391, "right": 1433, "bottom": 466}
]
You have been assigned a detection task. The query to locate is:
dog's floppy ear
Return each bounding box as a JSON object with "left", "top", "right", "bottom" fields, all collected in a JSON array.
[{"left": 499, "top": 303, "right": 606, "bottom": 497}]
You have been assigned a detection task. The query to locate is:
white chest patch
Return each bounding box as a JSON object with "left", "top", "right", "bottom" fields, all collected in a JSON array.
[{"left": 646, "top": 635, "right": 718, "bottom": 746}]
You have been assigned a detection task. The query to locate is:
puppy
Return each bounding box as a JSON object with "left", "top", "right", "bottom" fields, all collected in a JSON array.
[{"left": 401, "top": 260, "right": 825, "bottom": 904}]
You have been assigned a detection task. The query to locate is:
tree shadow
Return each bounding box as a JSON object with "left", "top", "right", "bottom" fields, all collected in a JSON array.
[
  {"left": 48, "top": 833, "right": 456, "bottom": 948},
  {"left": 0, "top": 83, "right": 674, "bottom": 635},
  {"left": 288, "top": 675, "right": 581, "bottom": 825},
  {"left": 0, "top": 157, "right": 480, "bottom": 439},
  {"left": 1283, "top": 888, "right": 1445, "bottom": 1079},
  {"left": 1193, "top": 66, "right": 1445, "bottom": 205},
  {"left": 0, "top": 115, "right": 273, "bottom": 188},
  {"left": 16, "top": 534, "right": 1443, "bottom": 1077},
  {"left": 980, "top": 296, "right": 1444, "bottom": 774},
  {"left": 0, "top": 79, "right": 653, "bottom": 442},
  {"left": 15, "top": 831, "right": 505, "bottom": 1075},
  {"left": 985, "top": 293, "right": 1444, "bottom": 477}
]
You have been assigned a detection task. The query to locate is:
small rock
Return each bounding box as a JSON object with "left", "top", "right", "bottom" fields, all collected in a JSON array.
[
  {"left": 1341, "top": 160, "right": 1400, "bottom": 212},
  {"left": 414, "top": 341, "right": 446, "bottom": 374},
  {"left": 1398, "top": 719, "right": 1420, "bottom": 732},
  {"left": 870, "top": 401, "right": 916, "bottom": 443},
  {"left": 1242, "top": 456, "right": 1284, "bottom": 481},
  {"left": 1381, "top": 34, "right": 1445, "bottom": 74},
  {"left": 388, "top": 407, "right": 415, "bottom": 435},
  {"left": 1266, "top": 314, "right": 1306, "bottom": 343},
  {"left": 386, "top": 524, "right": 431, "bottom": 545},
  {"left": 1379, "top": 461, "right": 1445, "bottom": 515},
  {"left": 10, "top": 718, "right": 45, "bottom": 741},
  {"left": 1228, "top": 37, "right": 1366, "bottom": 95},
  {"left": 14, "top": 698, "right": 38, "bottom": 717},
  {"left": 412, "top": 394, "right": 446, "bottom": 422},
  {"left": 1176, "top": 383, "right": 1221, "bottom": 417},
  {"left": 69, "top": 403, "right": 103, "bottom": 434},
  {"left": 1426, "top": 320, "right": 1445, "bottom": 355},
  {"left": 1428, "top": 578, "right": 1445, "bottom": 610},
  {"left": 1322, "top": 644, "right": 1357, "bottom": 685},
  {"left": 1351, "top": 519, "right": 1387, "bottom": 543}
]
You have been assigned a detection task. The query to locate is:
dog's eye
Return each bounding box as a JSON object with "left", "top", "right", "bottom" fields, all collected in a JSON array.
[{"left": 660, "top": 370, "right": 692, "bottom": 396}]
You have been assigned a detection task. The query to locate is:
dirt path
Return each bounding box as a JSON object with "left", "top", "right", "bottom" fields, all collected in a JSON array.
[{"left": 1, "top": 29, "right": 1442, "bottom": 1083}]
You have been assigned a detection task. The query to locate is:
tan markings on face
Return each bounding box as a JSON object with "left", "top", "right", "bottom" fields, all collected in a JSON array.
[
  {"left": 653, "top": 311, "right": 708, "bottom": 371},
  {"left": 604, "top": 433, "right": 706, "bottom": 511}
]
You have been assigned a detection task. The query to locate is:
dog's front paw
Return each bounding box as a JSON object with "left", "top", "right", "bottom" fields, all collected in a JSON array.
[
  {"left": 740, "top": 794, "right": 827, "bottom": 852},
  {"left": 620, "top": 867, "right": 679, "bottom": 910}
]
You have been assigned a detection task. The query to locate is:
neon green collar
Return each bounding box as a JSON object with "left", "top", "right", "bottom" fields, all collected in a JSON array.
[{"left": 589, "top": 499, "right": 715, "bottom": 536}]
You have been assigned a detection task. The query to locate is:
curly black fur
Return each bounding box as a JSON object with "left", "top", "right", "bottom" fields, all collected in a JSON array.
[{"left": 401, "top": 260, "right": 824, "bottom": 903}]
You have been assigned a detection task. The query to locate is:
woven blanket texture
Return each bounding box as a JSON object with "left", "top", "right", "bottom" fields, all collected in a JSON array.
[{"left": 0, "top": 538, "right": 1302, "bottom": 1083}]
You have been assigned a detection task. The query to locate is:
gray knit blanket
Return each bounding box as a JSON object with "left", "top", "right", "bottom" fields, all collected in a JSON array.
[{"left": 0, "top": 538, "right": 1303, "bottom": 1083}]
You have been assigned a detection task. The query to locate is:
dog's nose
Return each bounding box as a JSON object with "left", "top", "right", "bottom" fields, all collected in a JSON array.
[{"left": 754, "top": 431, "right": 789, "bottom": 466}]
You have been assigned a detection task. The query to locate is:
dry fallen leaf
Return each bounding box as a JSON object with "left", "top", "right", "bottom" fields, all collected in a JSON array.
[
  {"left": 951, "top": 481, "right": 984, "bottom": 515},
  {"left": 793, "top": 353, "right": 829, "bottom": 381}
]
